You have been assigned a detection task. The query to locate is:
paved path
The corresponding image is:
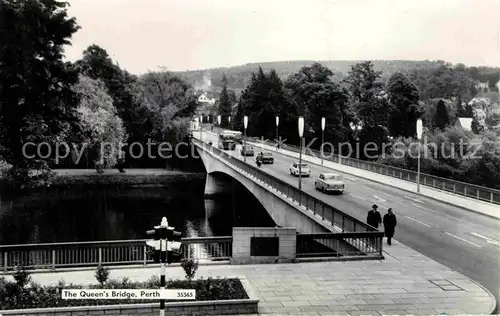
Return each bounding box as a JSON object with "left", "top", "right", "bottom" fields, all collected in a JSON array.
[
  {"left": 241, "top": 135, "right": 500, "bottom": 219},
  {"left": 15, "top": 240, "right": 495, "bottom": 315}
]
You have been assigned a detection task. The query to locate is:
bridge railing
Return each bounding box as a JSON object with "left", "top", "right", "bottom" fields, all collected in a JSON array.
[
  {"left": 296, "top": 232, "right": 383, "bottom": 258},
  {"left": 192, "top": 138, "right": 379, "bottom": 234},
  {"left": 0, "top": 236, "right": 232, "bottom": 271},
  {"left": 206, "top": 126, "right": 499, "bottom": 205}
]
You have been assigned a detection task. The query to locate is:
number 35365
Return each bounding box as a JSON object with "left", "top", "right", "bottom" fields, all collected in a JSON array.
[{"left": 177, "top": 292, "right": 194, "bottom": 297}]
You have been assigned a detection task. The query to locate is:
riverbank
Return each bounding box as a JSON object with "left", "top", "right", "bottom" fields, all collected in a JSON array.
[{"left": 1, "top": 168, "right": 207, "bottom": 189}]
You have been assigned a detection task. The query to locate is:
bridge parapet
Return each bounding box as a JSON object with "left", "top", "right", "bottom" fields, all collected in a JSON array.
[{"left": 192, "top": 138, "right": 380, "bottom": 235}]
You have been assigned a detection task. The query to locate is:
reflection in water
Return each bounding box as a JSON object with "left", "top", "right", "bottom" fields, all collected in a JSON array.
[{"left": 0, "top": 174, "right": 276, "bottom": 245}]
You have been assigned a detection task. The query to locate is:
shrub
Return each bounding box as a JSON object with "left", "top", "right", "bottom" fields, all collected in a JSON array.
[
  {"left": 94, "top": 266, "right": 110, "bottom": 285},
  {"left": 181, "top": 259, "right": 199, "bottom": 281},
  {"left": 0, "top": 277, "right": 248, "bottom": 310},
  {"left": 13, "top": 266, "right": 31, "bottom": 288}
]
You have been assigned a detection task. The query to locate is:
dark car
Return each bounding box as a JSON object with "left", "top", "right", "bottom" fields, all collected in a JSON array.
[
  {"left": 240, "top": 145, "right": 254, "bottom": 156},
  {"left": 256, "top": 152, "right": 274, "bottom": 164}
]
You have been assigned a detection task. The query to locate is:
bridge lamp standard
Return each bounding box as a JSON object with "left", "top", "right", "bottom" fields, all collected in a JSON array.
[
  {"left": 298, "top": 116, "right": 304, "bottom": 190},
  {"left": 416, "top": 118, "right": 423, "bottom": 193},
  {"left": 199, "top": 115, "right": 203, "bottom": 141},
  {"left": 243, "top": 115, "right": 248, "bottom": 163},
  {"left": 276, "top": 115, "right": 279, "bottom": 151},
  {"left": 321, "top": 117, "right": 325, "bottom": 165}
]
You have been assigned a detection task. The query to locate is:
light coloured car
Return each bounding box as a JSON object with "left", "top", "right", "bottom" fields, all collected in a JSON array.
[
  {"left": 314, "top": 172, "right": 345, "bottom": 194},
  {"left": 290, "top": 162, "right": 310, "bottom": 177}
]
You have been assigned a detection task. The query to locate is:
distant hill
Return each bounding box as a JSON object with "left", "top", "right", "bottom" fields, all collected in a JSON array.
[{"left": 174, "top": 59, "right": 457, "bottom": 94}]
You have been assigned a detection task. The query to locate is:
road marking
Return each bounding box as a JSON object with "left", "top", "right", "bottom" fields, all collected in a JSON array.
[
  {"left": 404, "top": 216, "right": 431, "bottom": 227},
  {"left": 405, "top": 196, "right": 423, "bottom": 203},
  {"left": 350, "top": 194, "right": 366, "bottom": 200},
  {"left": 470, "top": 232, "right": 500, "bottom": 246},
  {"left": 444, "top": 232, "right": 482, "bottom": 248},
  {"left": 411, "top": 202, "right": 427, "bottom": 211},
  {"left": 373, "top": 195, "right": 386, "bottom": 202}
]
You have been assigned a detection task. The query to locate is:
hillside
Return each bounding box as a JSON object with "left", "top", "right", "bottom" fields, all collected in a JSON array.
[{"left": 174, "top": 59, "right": 489, "bottom": 93}]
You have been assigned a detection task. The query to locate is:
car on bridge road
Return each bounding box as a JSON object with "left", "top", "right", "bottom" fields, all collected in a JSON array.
[
  {"left": 290, "top": 162, "right": 311, "bottom": 177},
  {"left": 315, "top": 172, "right": 345, "bottom": 194},
  {"left": 256, "top": 151, "right": 274, "bottom": 164},
  {"left": 241, "top": 145, "right": 255, "bottom": 156}
]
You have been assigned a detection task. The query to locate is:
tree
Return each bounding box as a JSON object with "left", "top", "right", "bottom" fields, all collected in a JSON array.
[
  {"left": 218, "top": 74, "right": 232, "bottom": 128},
  {"left": 133, "top": 71, "right": 197, "bottom": 153},
  {"left": 75, "top": 45, "right": 138, "bottom": 140},
  {"left": 344, "top": 61, "right": 392, "bottom": 128},
  {"left": 434, "top": 100, "right": 450, "bottom": 131},
  {"left": 235, "top": 67, "right": 297, "bottom": 143},
  {"left": 387, "top": 72, "right": 421, "bottom": 137},
  {"left": 0, "top": 0, "right": 80, "bottom": 184},
  {"left": 285, "top": 63, "right": 353, "bottom": 149},
  {"left": 462, "top": 104, "right": 474, "bottom": 118},
  {"left": 72, "top": 75, "right": 127, "bottom": 170},
  {"left": 471, "top": 118, "right": 483, "bottom": 134},
  {"left": 344, "top": 61, "right": 392, "bottom": 157}
]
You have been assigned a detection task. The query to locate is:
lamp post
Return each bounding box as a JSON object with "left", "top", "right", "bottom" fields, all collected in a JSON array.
[
  {"left": 298, "top": 116, "right": 304, "bottom": 190},
  {"left": 321, "top": 117, "right": 325, "bottom": 165},
  {"left": 243, "top": 116, "right": 248, "bottom": 163},
  {"left": 199, "top": 115, "right": 203, "bottom": 141},
  {"left": 416, "top": 119, "right": 423, "bottom": 193},
  {"left": 228, "top": 116, "right": 231, "bottom": 129},
  {"left": 276, "top": 116, "right": 279, "bottom": 151},
  {"left": 217, "top": 115, "right": 221, "bottom": 133},
  {"left": 350, "top": 122, "right": 362, "bottom": 161}
]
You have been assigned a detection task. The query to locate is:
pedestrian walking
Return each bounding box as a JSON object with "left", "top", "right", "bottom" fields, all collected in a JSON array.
[
  {"left": 383, "top": 208, "right": 397, "bottom": 245},
  {"left": 367, "top": 204, "right": 382, "bottom": 228}
]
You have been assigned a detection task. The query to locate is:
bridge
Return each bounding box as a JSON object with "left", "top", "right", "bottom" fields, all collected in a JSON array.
[{"left": 192, "top": 128, "right": 500, "bottom": 303}]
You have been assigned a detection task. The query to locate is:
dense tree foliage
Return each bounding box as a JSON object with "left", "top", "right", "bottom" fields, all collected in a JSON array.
[
  {"left": 1, "top": 1, "right": 499, "bottom": 189},
  {"left": 0, "top": 0, "right": 81, "bottom": 186},
  {"left": 434, "top": 100, "right": 451, "bottom": 131},
  {"left": 284, "top": 63, "right": 353, "bottom": 151},
  {"left": 386, "top": 72, "right": 421, "bottom": 137},
  {"left": 72, "top": 75, "right": 127, "bottom": 168},
  {"left": 217, "top": 75, "right": 233, "bottom": 128}
]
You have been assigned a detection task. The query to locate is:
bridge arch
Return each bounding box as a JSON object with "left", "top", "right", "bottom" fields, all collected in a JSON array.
[{"left": 195, "top": 143, "right": 331, "bottom": 234}]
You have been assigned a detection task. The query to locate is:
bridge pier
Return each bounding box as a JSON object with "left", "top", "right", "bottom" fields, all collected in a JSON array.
[{"left": 204, "top": 174, "right": 231, "bottom": 198}]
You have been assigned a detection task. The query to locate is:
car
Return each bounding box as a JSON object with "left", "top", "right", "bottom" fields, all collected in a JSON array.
[
  {"left": 314, "top": 172, "right": 345, "bottom": 194},
  {"left": 290, "top": 162, "right": 310, "bottom": 177},
  {"left": 256, "top": 152, "right": 274, "bottom": 164},
  {"left": 241, "top": 145, "right": 254, "bottom": 156}
]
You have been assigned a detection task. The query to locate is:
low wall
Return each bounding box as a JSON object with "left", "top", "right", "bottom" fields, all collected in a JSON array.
[
  {"left": 231, "top": 227, "right": 296, "bottom": 264},
  {"left": 0, "top": 278, "right": 259, "bottom": 316}
]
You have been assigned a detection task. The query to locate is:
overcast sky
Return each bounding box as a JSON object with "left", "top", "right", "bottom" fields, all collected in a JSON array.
[{"left": 63, "top": 0, "right": 500, "bottom": 74}]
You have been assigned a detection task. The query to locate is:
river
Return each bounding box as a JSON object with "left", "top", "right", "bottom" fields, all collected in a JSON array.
[{"left": 0, "top": 172, "right": 276, "bottom": 245}]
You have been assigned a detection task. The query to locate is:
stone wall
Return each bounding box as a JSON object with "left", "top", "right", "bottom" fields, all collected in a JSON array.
[
  {"left": 0, "top": 301, "right": 257, "bottom": 316},
  {"left": 231, "top": 227, "right": 296, "bottom": 264}
]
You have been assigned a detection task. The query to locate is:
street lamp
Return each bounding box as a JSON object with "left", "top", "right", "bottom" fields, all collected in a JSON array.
[
  {"left": 228, "top": 116, "right": 231, "bottom": 128},
  {"left": 416, "top": 118, "right": 423, "bottom": 193},
  {"left": 243, "top": 116, "right": 248, "bottom": 163},
  {"left": 199, "top": 115, "right": 203, "bottom": 141},
  {"left": 298, "top": 116, "right": 304, "bottom": 190},
  {"left": 321, "top": 117, "right": 325, "bottom": 165},
  {"left": 217, "top": 115, "right": 221, "bottom": 133},
  {"left": 276, "top": 116, "right": 279, "bottom": 151}
]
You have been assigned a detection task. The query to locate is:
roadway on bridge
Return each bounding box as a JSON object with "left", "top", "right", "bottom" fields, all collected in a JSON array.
[{"left": 199, "top": 132, "right": 500, "bottom": 306}]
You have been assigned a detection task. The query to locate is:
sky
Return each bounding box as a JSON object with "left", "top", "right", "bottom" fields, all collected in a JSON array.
[{"left": 63, "top": 0, "right": 500, "bottom": 74}]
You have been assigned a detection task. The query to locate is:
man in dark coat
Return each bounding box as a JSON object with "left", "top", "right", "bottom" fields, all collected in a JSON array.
[
  {"left": 367, "top": 204, "right": 382, "bottom": 228},
  {"left": 383, "top": 208, "right": 397, "bottom": 245}
]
